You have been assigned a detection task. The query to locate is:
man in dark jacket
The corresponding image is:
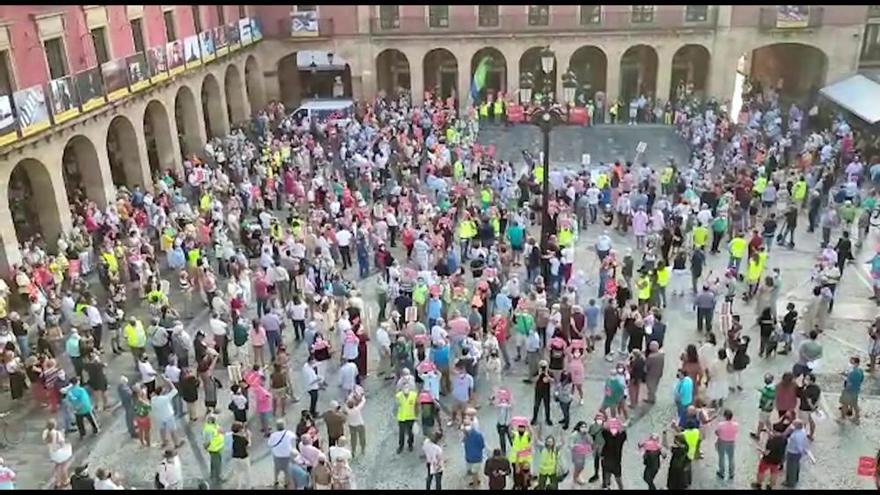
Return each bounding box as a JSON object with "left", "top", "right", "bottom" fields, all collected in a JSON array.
[{"left": 484, "top": 448, "right": 512, "bottom": 490}]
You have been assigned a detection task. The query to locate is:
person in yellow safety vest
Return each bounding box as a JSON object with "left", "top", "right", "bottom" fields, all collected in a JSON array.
[
  {"left": 508, "top": 425, "right": 533, "bottom": 473},
  {"left": 660, "top": 166, "right": 675, "bottom": 195},
  {"left": 536, "top": 436, "right": 562, "bottom": 489},
  {"left": 534, "top": 164, "right": 545, "bottom": 184},
  {"left": 187, "top": 247, "right": 201, "bottom": 270},
  {"left": 745, "top": 253, "right": 763, "bottom": 299},
  {"left": 123, "top": 317, "right": 147, "bottom": 367},
  {"left": 728, "top": 233, "right": 747, "bottom": 273},
  {"left": 270, "top": 221, "right": 283, "bottom": 241},
  {"left": 147, "top": 287, "right": 168, "bottom": 307},
  {"left": 692, "top": 223, "right": 710, "bottom": 250},
  {"left": 202, "top": 414, "right": 226, "bottom": 488},
  {"left": 454, "top": 159, "right": 465, "bottom": 181},
  {"left": 792, "top": 177, "right": 808, "bottom": 208},
  {"left": 491, "top": 215, "right": 500, "bottom": 237},
  {"left": 637, "top": 271, "right": 652, "bottom": 313},
  {"left": 395, "top": 387, "right": 418, "bottom": 453},
  {"left": 595, "top": 172, "right": 608, "bottom": 190},
  {"left": 480, "top": 102, "right": 490, "bottom": 121},
  {"left": 199, "top": 192, "right": 212, "bottom": 212},
  {"left": 459, "top": 216, "right": 478, "bottom": 260},
  {"left": 101, "top": 250, "right": 119, "bottom": 275},
  {"left": 655, "top": 262, "right": 671, "bottom": 308},
  {"left": 558, "top": 226, "right": 574, "bottom": 249},
  {"left": 753, "top": 175, "right": 768, "bottom": 196},
  {"left": 481, "top": 187, "right": 493, "bottom": 210},
  {"left": 493, "top": 99, "right": 504, "bottom": 123}
]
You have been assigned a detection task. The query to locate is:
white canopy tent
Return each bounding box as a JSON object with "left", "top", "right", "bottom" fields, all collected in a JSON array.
[{"left": 819, "top": 74, "right": 880, "bottom": 125}]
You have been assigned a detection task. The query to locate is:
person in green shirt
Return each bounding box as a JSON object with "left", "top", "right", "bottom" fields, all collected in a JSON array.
[
  {"left": 513, "top": 309, "right": 534, "bottom": 361},
  {"left": 750, "top": 373, "right": 776, "bottom": 440},
  {"left": 600, "top": 365, "right": 626, "bottom": 419},
  {"left": 711, "top": 215, "right": 728, "bottom": 254}
]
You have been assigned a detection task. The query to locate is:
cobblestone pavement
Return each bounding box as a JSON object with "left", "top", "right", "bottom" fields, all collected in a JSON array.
[{"left": 5, "top": 125, "right": 880, "bottom": 489}]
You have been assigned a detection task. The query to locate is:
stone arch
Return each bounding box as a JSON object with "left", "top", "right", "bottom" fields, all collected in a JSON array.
[
  {"left": 245, "top": 55, "right": 265, "bottom": 113},
  {"left": 376, "top": 49, "right": 411, "bottom": 97},
  {"left": 143, "top": 99, "right": 176, "bottom": 177},
  {"left": 620, "top": 44, "right": 659, "bottom": 102},
  {"left": 175, "top": 85, "right": 203, "bottom": 157},
  {"left": 277, "top": 52, "right": 302, "bottom": 108},
  {"left": 106, "top": 115, "right": 146, "bottom": 189},
  {"left": 201, "top": 74, "right": 226, "bottom": 139},
  {"left": 569, "top": 45, "right": 608, "bottom": 102},
  {"left": 748, "top": 43, "right": 828, "bottom": 102},
  {"left": 519, "top": 46, "right": 558, "bottom": 101},
  {"left": 470, "top": 47, "right": 507, "bottom": 102},
  {"left": 423, "top": 48, "right": 459, "bottom": 100},
  {"left": 7, "top": 158, "right": 63, "bottom": 247},
  {"left": 224, "top": 64, "right": 247, "bottom": 125},
  {"left": 670, "top": 44, "right": 711, "bottom": 101},
  {"left": 62, "top": 135, "right": 108, "bottom": 207}
]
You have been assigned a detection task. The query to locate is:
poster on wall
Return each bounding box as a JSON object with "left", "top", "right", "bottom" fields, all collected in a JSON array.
[
  {"left": 184, "top": 35, "right": 202, "bottom": 69},
  {"left": 251, "top": 17, "right": 263, "bottom": 42},
  {"left": 199, "top": 30, "right": 215, "bottom": 63},
  {"left": 167, "top": 40, "right": 185, "bottom": 76},
  {"left": 126, "top": 53, "right": 150, "bottom": 92},
  {"left": 102, "top": 59, "right": 129, "bottom": 101},
  {"left": 48, "top": 76, "right": 80, "bottom": 124},
  {"left": 239, "top": 17, "right": 253, "bottom": 45},
  {"left": 214, "top": 26, "right": 228, "bottom": 57},
  {"left": 290, "top": 11, "right": 318, "bottom": 37},
  {"left": 227, "top": 22, "right": 240, "bottom": 51},
  {"left": 0, "top": 95, "right": 18, "bottom": 146},
  {"left": 147, "top": 46, "right": 169, "bottom": 84},
  {"left": 13, "top": 85, "right": 51, "bottom": 137},
  {"left": 75, "top": 67, "right": 105, "bottom": 113},
  {"left": 776, "top": 5, "right": 809, "bottom": 28}
]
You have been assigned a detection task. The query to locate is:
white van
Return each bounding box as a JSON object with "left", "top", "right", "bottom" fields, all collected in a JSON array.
[{"left": 290, "top": 98, "right": 355, "bottom": 126}]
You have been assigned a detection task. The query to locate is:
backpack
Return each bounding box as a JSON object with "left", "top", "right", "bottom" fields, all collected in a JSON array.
[{"left": 233, "top": 322, "right": 248, "bottom": 347}]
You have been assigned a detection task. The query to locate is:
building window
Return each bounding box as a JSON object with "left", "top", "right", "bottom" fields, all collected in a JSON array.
[
  {"left": 429, "top": 6, "right": 449, "bottom": 27},
  {"left": 91, "top": 27, "right": 110, "bottom": 64},
  {"left": 685, "top": 5, "right": 708, "bottom": 22},
  {"left": 870, "top": 5, "right": 880, "bottom": 18},
  {"left": 862, "top": 23, "right": 880, "bottom": 61},
  {"left": 528, "top": 5, "right": 550, "bottom": 26},
  {"left": 164, "top": 10, "right": 177, "bottom": 41},
  {"left": 44, "top": 37, "right": 67, "bottom": 79},
  {"left": 580, "top": 5, "right": 601, "bottom": 24},
  {"left": 130, "top": 18, "right": 145, "bottom": 53},
  {"left": 379, "top": 5, "right": 400, "bottom": 29},
  {"left": 216, "top": 6, "right": 225, "bottom": 26},
  {"left": 478, "top": 5, "right": 499, "bottom": 27},
  {"left": 631, "top": 5, "right": 655, "bottom": 23},
  {"left": 192, "top": 6, "right": 202, "bottom": 33},
  {"left": 0, "top": 50, "right": 14, "bottom": 95},
  {"left": 238, "top": 6, "right": 246, "bottom": 19}
]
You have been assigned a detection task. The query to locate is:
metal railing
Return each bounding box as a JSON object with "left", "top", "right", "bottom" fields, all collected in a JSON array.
[
  {"left": 369, "top": 8, "right": 718, "bottom": 35},
  {"left": 758, "top": 6, "right": 824, "bottom": 30},
  {"left": 274, "top": 17, "right": 335, "bottom": 38}
]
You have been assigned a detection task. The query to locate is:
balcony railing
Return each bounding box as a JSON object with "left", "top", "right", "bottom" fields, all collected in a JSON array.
[
  {"left": 273, "top": 17, "right": 335, "bottom": 39},
  {"left": 369, "top": 8, "right": 718, "bottom": 35},
  {"left": 758, "top": 6, "right": 823, "bottom": 30}
]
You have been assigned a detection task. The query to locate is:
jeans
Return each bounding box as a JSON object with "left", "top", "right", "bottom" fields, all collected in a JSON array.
[
  {"left": 716, "top": 440, "right": 735, "bottom": 478},
  {"left": 558, "top": 400, "right": 571, "bottom": 427},
  {"left": 209, "top": 451, "right": 223, "bottom": 488},
  {"left": 398, "top": 420, "right": 414, "bottom": 449},
  {"left": 349, "top": 424, "right": 366, "bottom": 455},
  {"left": 697, "top": 308, "right": 713, "bottom": 332},
  {"left": 74, "top": 411, "right": 99, "bottom": 438},
  {"left": 266, "top": 331, "right": 281, "bottom": 361},
  {"left": 308, "top": 389, "right": 319, "bottom": 416},
  {"left": 339, "top": 245, "right": 352, "bottom": 270},
  {"left": 497, "top": 423, "right": 511, "bottom": 455},
  {"left": 256, "top": 298, "right": 269, "bottom": 318},
  {"left": 425, "top": 468, "right": 442, "bottom": 490},
  {"left": 785, "top": 452, "right": 802, "bottom": 486},
  {"left": 532, "top": 391, "right": 551, "bottom": 424},
  {"left": 15, "top": 336, "right": 28, "bottom": 359}
]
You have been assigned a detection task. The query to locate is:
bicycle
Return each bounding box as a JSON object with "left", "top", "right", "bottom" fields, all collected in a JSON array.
[{"left": 0, "top": 411, "right": 25, "bottom": 447}]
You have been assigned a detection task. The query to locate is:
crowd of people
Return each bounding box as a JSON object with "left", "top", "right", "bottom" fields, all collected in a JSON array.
[{"left": 0, "top": 70, "right": 873, "bottom": 490}]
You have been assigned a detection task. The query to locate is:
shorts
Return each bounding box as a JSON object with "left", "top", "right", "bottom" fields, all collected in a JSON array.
[
  {"left": 758, "top": 460, "right": 781, "bottom": 475},
  {"left": 758, "top": 410, "right": 771, "bottom": 424},
  {"left": 159, "top": 417, "right": 177, "bottom": 434},
  {"left": 273, "top": 456, "right": 290, "bottom": 475},
  {"left": 134, "top": 416, "right": 151, "bottom": 433},
  {"left": 796, "top": 410, "right": 812, "bottom": 423},
  {"left": 467, "top": 462, "right": 481, "bottom": 474},
  {"left": 840, "top": 391, "right": 859, "bottom": 408},
  {"left": 514, "top": 334, "right": 526, "bottom": 348}
]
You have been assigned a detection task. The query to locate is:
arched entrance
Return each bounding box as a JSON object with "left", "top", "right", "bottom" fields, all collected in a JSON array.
[
  {"left": 620, "top": 44, "right": 658, "bottom": 103},
  {"left": 470, "top": 48, "right": 507, "bottom": 103},
  {"left": 748, "top": 43, "right": 827, "bottom": 103},
  {"left": 376, "top": 49, "right": 411, "bottom": 97},
  {"left": 8, "top": 158, "right": 62, "bottom": 246},
  {"left": 519, "top": 47, "right": 557, "bottom": 101},
  {"left": 62, "top": 135, "right": 106, "bottom": 207},
  {"left": 423, "top": 48, "right": 459, "bottom": 100},
  {"left": 277, "top": 53, "right": 302, "bottom": 108},
  {"left": 201, "top": 74, "right": 225, "bottom": 139},
  {"left": 245, "top": 55, "right": 265, "bottom": 113},
  {"left": 175, "top": 85, "right": 202, "bottom": 157},
  {"left": 106, "top": 115, "right": 143, "bottom": 189},
  {"left": 569, "top": 46, "right": 607, "bottom": 104},
  {"left": 224, "top": 65, "right": 247, "bottom": 126},
  {"left": 670, "top": 44, "right": 711, "bottom": 101},
  {"left": 143, "top": 100, "right": 175, "bottom": 177}
]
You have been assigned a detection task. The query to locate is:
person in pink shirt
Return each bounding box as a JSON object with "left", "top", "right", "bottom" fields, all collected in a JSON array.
[
  {"left": 249, "top": 320, "right": 267, "bottom": 367},
  {"left": 632, "top": 207, "right": 649, "bottom": 251},
  {"left": 566, "top": 348, "right": 586, "bottom": 405},
  {"left": 253, "top": 271, "right": 271, "bottom": 318},
  {"left": 252, "top": 376, "right": 273, "bottom": 437},
  {"left": 714, "top": 408, "right": 739, "bottom": 480}
]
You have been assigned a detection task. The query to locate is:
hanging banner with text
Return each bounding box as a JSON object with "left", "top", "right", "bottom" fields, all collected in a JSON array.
[
  {"left": 13, "top": 84, "right": 51, "bottom": 137},
  {"left": 48, "top": 75, "right": 80, "bottom": 124}
]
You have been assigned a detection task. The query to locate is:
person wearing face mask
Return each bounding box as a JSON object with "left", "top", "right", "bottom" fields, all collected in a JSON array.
[
  {"left": 586, "top": 413, "right": 606, "bottom": 483},
  {"left": 530, "top": 360, "right": 554, "bottom": 426},
  {"left": 570, "top": 421, "right": 593, "bottom": 485},
  {"left": 638, "top": 433, "right": 664, "bottom": 490},
  {"left": 462, "top": 419, "right": 486, "bottom": 487},
  {"left": 536, "top": 434, "right": 564, "bottom": 489},
  {"left": 600, "top": 418, "right": 627, "bottom": 489},
  {"left": 508, "top": 421, "right": 533, "bottom": 480}
]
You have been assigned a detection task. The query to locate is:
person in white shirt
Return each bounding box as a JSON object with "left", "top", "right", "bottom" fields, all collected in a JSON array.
[
  {"left": 94, "top": 468, "right": 123, "bottom": 490},
  {"left": 157, "top": 449, "right": 183, "bottom": 489},
  {"left": 269, "top": 264, "right": 291, "bottom": 305},
  {"left": 285, "top": 296, "right": 309, "bottom": 342},
  {"left": 338, "top": 361, "right": 358, "bottom": 399},
  {"left": 302, "top": 356, "right": 322, "bottom": 417},
  {"left": 138, "top": 355, "right": 158, "bottom": 395},
  {"left": 335, "top": 227, "right": 354, "bottom": 270},
  {"left": 344, "top": 392, "right": 366, "bottom": 457},
  {"left": 208, "top": 313, "right": 229, "bottom": 366},
  {"left": 267, "top": 420, "right": 298, "bottom": 488},
  {"left": 422, "top": 431, "right": 445, "bottom": 489},
  {"left": 85, "top": 303, "right": 104, "bottom": 352},
  {"left": 375, "top": 322, "right": 392, "bottom": 378}
]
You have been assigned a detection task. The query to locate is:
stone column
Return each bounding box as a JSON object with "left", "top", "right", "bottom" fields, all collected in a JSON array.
[
  {"left": 553, "top": 46, "right": 576, "bottom": 104},
  {"left": 408, "top": 49, "right": 425, "bottom": 105},
  {"left": 129, "top": 116, "right": 157, "bottom": 194},
  {"left": 457, "top": 47, "right": 476, "bottom": 110},
  {"left": 505, "top": 51, "right": 519, "bottom": 103},
  {"left": 604, "top": 47, "right": 623, "bottom": 120},
  {"left": 0, "top": 198, "right": 20, "bottom": 273},
  {"left": 655, "top": 46, "right": 676, "bottom": 103}
]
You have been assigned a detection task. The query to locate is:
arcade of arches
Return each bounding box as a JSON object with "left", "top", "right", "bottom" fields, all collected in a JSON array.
[{"left": 0, "top": 57, "right": 266, "bottom": 268}]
